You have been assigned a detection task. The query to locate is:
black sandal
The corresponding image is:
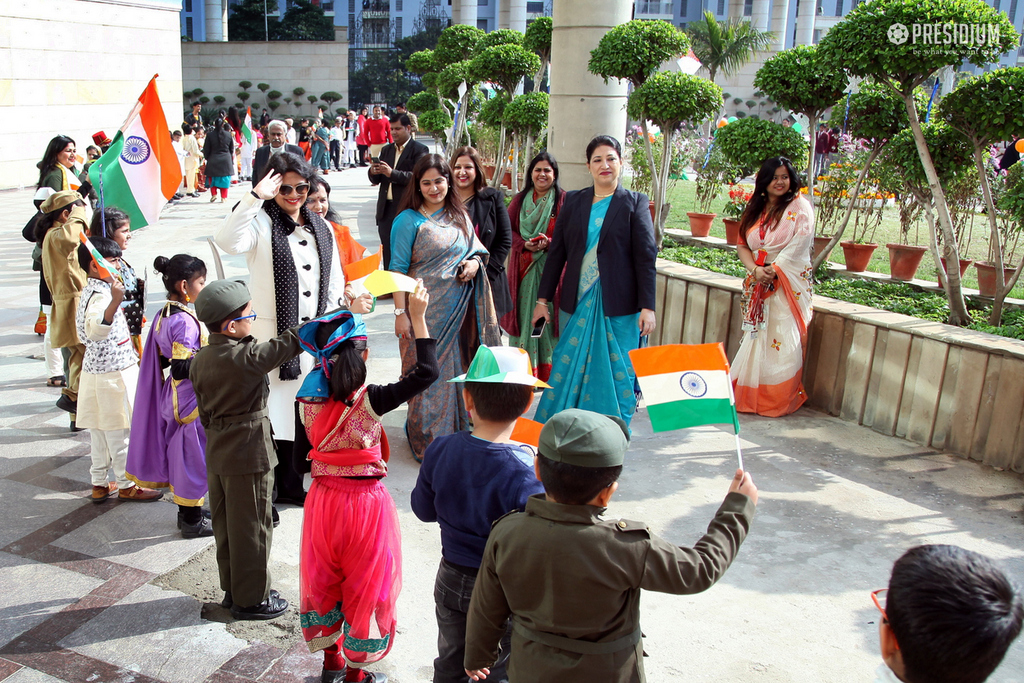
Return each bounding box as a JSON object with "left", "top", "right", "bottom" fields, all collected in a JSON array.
[{"left": 47, "top": 376, "right": 67, "bottom": 387}]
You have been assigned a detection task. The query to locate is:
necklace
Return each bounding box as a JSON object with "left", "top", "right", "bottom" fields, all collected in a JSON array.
[{"left": 594, "top": 190, "right": 614, "bottom": 198}]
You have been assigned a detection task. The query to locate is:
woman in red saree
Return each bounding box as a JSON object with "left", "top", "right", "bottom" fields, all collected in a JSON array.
[{"left": 732, "top": 156, "right": 814, "bottom": 417}]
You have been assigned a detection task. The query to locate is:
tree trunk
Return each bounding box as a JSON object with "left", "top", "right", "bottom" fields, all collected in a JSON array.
[
  {"left": 525, "top": 132, "right": 535, "bottom": 173},
  {"left": 533, "top": 58, "right": 548, "bottom": 92},
  {"left": 810, "top": 145, "right": 882, "bottom": 271},
  {"left": 640, "top": 119, "right": 660, "bottom": 214},
  {"left": 806, "top": 114, "right": 818, "bottom": 201},
  {"left": 903, "top": 94, "right": 971, "bottom": 325},
  {"left": 654, "top": 130, "right": 674, "bottom": 248},
  {"left": 921, "top": 194, "right": 946, "bottom": 290},
  {"left": 491, "top": 123, "right": 509, "bottom": 189},
  {"left": 511, "top": 133, "right": 521, "bottom": 194},
  {"left": 975, "top": 146, "right": 1011, "bottom": 325}
]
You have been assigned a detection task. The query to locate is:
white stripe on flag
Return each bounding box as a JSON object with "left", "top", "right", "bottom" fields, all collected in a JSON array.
[
  {"left": 639, "top": 369, "right": 732, "bottom": 406},
  {"left": 119, "top": 114, "right": 164, "bottom": 226}
]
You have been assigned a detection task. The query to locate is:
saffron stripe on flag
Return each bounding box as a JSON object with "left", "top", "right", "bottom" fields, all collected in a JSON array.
[
  {"left": 638, "top": 369, "right": 731, "bottom": 406},
  {"left": 137, "top": 78, "right": 182, "bottom": 199},
  {"left": 647, "top": 398, "right": 737, "bottom": 433},
  {"left": 343, "top": 248, "right": 381, "bottom": 282},
  {"left": 630, "top": 343, "right": 729, "bottom": 377}
]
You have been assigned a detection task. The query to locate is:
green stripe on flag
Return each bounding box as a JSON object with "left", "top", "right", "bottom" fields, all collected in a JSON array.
[
  {"left": 647, "top": 399, "right": 737, "bottom": 433},
  {"left": 94, "top": 133, "right": 147, "bottom": 231}
]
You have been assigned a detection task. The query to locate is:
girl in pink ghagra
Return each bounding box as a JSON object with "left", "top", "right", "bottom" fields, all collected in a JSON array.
[
  {"left": 731, "top": 156, "right": 814, "bottom": 417},
  {"left": 296, "top": 285, "right": 438, "bottom": 683}
]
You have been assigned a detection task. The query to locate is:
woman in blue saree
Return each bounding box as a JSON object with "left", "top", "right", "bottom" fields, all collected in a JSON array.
[
  {"left": 532, "top": 135, "right": 658, "bottom": 426},
  {"left": 391, "top": 154, "right": 501, "bottom": 460}
]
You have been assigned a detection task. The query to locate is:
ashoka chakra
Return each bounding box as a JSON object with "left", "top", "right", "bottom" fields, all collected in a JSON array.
[
  {"left": 121, "top": 136, "right": 151, "bottom": 165},
  {"left": 680, "top": 372, "right": 708, "bottom": 398}
]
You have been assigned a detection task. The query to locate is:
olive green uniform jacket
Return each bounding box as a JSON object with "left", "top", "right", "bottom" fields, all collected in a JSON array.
[
  {"left": 190, "top": 330, "right": 302, "bottom": 475},
  {"left": 41, "top": 206, "right": 88, "bottom": 349},
  {"left": 465, "top": 492, "right": 755, "bottom": 683}
]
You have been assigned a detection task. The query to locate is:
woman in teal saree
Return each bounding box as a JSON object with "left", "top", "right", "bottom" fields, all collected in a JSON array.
[{"left": 532, "top": 135, "right": 658, "bottom": 426}]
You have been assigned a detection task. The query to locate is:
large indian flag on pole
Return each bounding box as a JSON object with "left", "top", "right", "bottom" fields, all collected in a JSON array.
[
  {"left": 93, "top": 75, "right": 180, "bottom": 230},
  {"left": 629, "top": 343, "right": 740, "bottom": 434}
]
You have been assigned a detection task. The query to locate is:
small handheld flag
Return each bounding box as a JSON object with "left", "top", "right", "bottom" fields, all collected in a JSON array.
[
  {"left": 363, "top": 270, "right": 419, "bottom": 298},
  {"left": 241, "top": 107, "right": 254, "bottom": 146},
  {"left": 343, "top": 247, "right": 381, "bottom": 282},
  {"left": 78, "top": 233, "right": 117, "bottom": 281},
  {"left": 629, "top": 342, "right": 745, "bottom": 471},
  {"left": 510, "top": 417, "right": 543, "bottom": 448}
]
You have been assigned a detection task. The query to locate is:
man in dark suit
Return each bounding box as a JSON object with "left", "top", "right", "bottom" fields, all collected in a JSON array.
[
  {"left": 252, "top": 120, "right": 304, "bottom": 185},
  {"left": 368, "top": 113, "right": 429, "bottom": 268}
]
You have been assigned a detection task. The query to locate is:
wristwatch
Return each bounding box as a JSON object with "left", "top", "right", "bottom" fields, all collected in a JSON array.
[{"left": 394, "top": 308, "right": 406, "bottom": 316}]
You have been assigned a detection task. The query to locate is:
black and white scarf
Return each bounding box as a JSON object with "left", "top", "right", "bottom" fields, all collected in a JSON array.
[{"left": 264, "top": 200, "right": 334, "bottom": 380}]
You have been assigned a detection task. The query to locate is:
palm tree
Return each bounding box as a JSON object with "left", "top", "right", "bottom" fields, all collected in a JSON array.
[{"left": 686, "top": 11, "right": 775, "bottom": 84}]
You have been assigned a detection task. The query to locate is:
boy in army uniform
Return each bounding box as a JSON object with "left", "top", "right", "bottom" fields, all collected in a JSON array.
[
  {"left": 464, "top": 409, "right": 758, "bottom": 683},
  {"left": 191, "top": 279, "right": 302, "bottom": 621}
]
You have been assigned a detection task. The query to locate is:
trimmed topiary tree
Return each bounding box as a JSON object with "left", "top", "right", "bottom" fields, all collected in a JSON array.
[
  {"left": 504, "top": 91, "right": 549, "bottom": 192},
  {"left": 268, "top": 90, "right": 282, "bottom": 101},
  {"left": 238, "top": 92, "right": 251, "bottom": 102},
  {"left": 239, "top": 81, "right": 252, "bottom": 90},
  {"left": 268, "top": 101, "right": 281, "bottom": 112},
  {"left": 628, "top": 71, "right": 723, "bottom": 244},
  {"left": 407, "top": 91, "right": 440, "bottom": 114},
  {"left": 754, "top": 45, "right": 847, "bottom": 198},
  {"left": 715, "top": 118, "right": 808, "bottom": 178},
  {"left": 818, "top": 0, "right": 1017, "bottom": 325},
  {"left": 941, "top": 67, "right": 1024, "bottom": 323},
  {"left": 321, "top": 91, "right": 343, "bottom": 110},
  {"left": 524, "top": 15, "right": 552, "bottom": 92},
  {"left": 589, "top": 19, "right": 691, "bottom": 230},
  {"left": 213, "top": 95, "right": 226, "bottom": 105},
  {"left": 419, "top": 109, "right": 454, "bottom": 153}
]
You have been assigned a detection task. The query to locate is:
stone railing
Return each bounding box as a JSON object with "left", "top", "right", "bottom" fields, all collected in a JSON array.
[{"left": 652, "top": 259, "right": 1024, "bottom": 474}]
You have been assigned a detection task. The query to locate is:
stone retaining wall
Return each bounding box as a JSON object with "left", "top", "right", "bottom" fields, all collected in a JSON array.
[{"left": 653, "top": 259, "right": 1024, "bottom": 473}]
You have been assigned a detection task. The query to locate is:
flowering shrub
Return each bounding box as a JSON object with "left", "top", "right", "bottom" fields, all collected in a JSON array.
[{"left": 723, "top": 184, "right": 753, "bottom": 219}]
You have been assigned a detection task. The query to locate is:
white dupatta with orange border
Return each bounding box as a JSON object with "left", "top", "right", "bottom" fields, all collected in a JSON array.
[{"left": 731, "top": 194, "right": 814, "bottom": 417}]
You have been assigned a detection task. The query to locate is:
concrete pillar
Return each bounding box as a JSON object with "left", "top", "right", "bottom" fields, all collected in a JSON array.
[
  {"left": 451, "top": 1, "right": 460, "bottom": 25},
  {"left": 728, "top": 0, "right": 744, "bottom": 19},
  {"left": 752, "top": 0, "right": 771, "bottom": 31},
  {"left": 508, "top": 0, "right": 527, "bottom": 32},
  {"left": 458, "top": 0, "right": 477, "bottom": 27},
  {"left": 547, "top": 0, "right": 632, "bottom": 190},
  {"left": 205, "top": 0, "right": 227, "bottom": 42},
  {"left": 771, "top": 0, "right": 792, "bottom": 50},
  {"left": 499, "top": 0, "right": 510, "bottom": 29},
  {"left": 795, "top": 0, "right": 815, "bottom": 45}
]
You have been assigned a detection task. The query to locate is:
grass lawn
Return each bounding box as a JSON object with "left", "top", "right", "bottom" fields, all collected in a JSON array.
[{"left": 653, "top": 179, "right": 1024, "bottom": 301}]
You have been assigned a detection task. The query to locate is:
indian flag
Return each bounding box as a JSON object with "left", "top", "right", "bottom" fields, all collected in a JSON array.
[
  {"left": 242, "top": 107, "right": 254, "bottom": 146},
  {"left": 78, "top": 233, "right": 117, "bottom": 281},
  {"left": 93, "top": 76, "right": 180, "bottom": 230},
  {"left": 629, "top": 343, "right": 739, "bottom": 434},
  {"left": 343, "top": 248, "right": 381, "bottom": 297}
]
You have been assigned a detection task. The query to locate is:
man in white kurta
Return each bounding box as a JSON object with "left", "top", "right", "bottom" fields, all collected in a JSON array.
[{"left": 214, "top": 190, "right": 346, "bottom": 501}]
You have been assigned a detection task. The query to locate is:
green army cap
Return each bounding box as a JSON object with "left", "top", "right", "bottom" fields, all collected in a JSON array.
[
  {"left": 195, "top": 279, "right": 251, "bottom": 327},
  {"left": 538, "top": 409, "right": 630, "bottom": 467}
]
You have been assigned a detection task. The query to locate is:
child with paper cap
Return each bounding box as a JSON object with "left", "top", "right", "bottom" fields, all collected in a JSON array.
[
  {"left": 464, "top": 408, "right": 758, "bottom": 683},
  {"left": 295, "top": 283, "right": 438, "bottom": 683},
  {"left": 411, "top": 345, "right": 549, "bottom": 683}
]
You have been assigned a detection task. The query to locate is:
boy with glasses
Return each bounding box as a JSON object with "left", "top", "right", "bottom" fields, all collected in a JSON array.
[
  {"left": 872, "top": 545, "right": 1022, "bottom": 683},
  {"left": 191, "top": 279, "right": 306, "bottom": 621}
]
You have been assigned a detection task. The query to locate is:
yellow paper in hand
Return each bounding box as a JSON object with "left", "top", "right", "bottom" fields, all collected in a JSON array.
[{"left": 363, "top": 270, "right": 419, "bottom": 297}]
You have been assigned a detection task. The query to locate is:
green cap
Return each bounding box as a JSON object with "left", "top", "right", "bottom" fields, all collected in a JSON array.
[
  {"left": 40, "top": 190, "right": 82, "bottom": 214},
  {"left": 195, "top": 279, "right": 251, "bottom": 327},
  {"left": 538, "top": 409, "right": 630, "bottom": 467},
  {"left": 449, "top": 345, "right": 551, "bottom": 388}
]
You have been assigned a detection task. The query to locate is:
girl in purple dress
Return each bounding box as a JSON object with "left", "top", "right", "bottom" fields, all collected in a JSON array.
[{"left": 126, "top": 255, "right": 210, "bottom": 538}]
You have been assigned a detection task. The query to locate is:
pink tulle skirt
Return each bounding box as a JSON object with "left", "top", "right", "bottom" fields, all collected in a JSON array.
[{"left": 299, "top": 476, "right": 402, "bottom": 662}]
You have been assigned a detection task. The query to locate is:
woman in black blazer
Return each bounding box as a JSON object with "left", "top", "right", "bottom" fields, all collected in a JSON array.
[
  {"left": 532, "top": 135, "right": 657, "bottom": 426},
  {"left": 450, "top": 146, "right": 513, "bottom": 319}
]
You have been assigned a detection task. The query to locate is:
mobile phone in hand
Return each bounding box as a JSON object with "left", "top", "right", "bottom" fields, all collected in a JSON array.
[
  {"left": 531, "top": 318, "right": 546, "bottom": 338},
  {"left": 371, "top": 156, "right": 380, "bottom": 164}
]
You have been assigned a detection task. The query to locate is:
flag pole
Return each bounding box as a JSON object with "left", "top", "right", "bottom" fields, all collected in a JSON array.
[
  {"left": 97, "top": 164, "right": 106, "bottom": 237},
  {"left": 734, "top": 431, "right": 744, "bottom": 473}
]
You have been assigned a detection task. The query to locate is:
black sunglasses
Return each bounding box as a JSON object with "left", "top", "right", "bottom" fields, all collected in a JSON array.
[{"left": 280, "top": 183, "right": 311, "bottom": 196}]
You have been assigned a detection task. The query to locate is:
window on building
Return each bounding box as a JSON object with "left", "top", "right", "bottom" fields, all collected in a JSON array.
[
  {"left": 478, "top": 0, "right": 487, "bottom": 5},
  {"left": 186, "top": 16, "right": 193, "bottom": 39},
  {"left": 477, "top": 18, "right": 488, "bottom": 30},
  {"left": 185, "top": 0, "right": 192, "bottom": 11},
  {"left": 526, "top": 1, "right": 544, "bottom": 12},
  {"left": 396, "top": 0, "right": 402, "bottom": 9},
  {"left": 638, "top": 1, "right": 661, "bottom": 13},
  {"left": 1010, "top": 0, "right": 1018, "bottom": 21},
  {"left": 349, "top": 0, "right": 355, "bottom": 10},
  {"left": 395, "top": 16, "right": 403, "bottom": 38},
  {"left": 744, "top": 0, "right": 752, "bottom": 15},
  {"left": 813, "top": 28, "right": 821, "bottom": 43},
  {"left": 717, "top": 0, "right": 725, "bottom": 14},
  {"left": 678, "top": 0, "right": 687, "bottom": 16},
  {"left": 836, "top": 0, "right": 843, "bottom": 15},
  {"left": 994, "top": 0, "right": 1002, "bottom": 11}
]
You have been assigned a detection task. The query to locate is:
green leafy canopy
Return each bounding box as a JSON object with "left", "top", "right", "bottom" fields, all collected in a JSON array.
[
  {"left": 406, "top": 90, "right": 440, "bottom": 113},
  {"left": 715, "top": 118, "right": 809, "bottom": 177},
  {"left": 524, "top": 16, "right": 553, "bottom": 57},
  {"left": 418, "top": 108, "right": 453, "bottom": 136},
  {"left": 504, "top": 92, "right": 549, "bottom": 135},
  {"left": 470, "top": 44, "right": 541, "bottom": 95},
  {"left": 939, "top": 67, "right": 1024, "bottom": 147},
  {"left": 434, "top": 24, "right": 485, "bottom": 69},
  {"left": 754, "top": 45, "right": 847, "bottom": 119},
  {"left": 627, "top": 72, "right": 723, "bottom": 130},
  {"left": 827, "top": 82, "right": 926, "bottom": 143},
  {"left": 882, "top": 120, "right": 973, "bottom": 192},
  {"left": 588, "top": 19, "right": 691, "bottom": 87}
]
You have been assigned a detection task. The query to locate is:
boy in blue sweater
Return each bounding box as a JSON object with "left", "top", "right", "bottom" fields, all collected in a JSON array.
[{"left": 412, "top": 346, "right": 549, "bottom": 683}]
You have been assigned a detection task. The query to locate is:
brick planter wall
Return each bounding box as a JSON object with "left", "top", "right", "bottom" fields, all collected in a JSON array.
[{"left": 653, "top": 259, "right": 1024, "bottom": 473}]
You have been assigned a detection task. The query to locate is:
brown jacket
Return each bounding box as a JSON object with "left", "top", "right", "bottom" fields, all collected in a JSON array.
[
  {"left": 190, "top": 330, "right": 301, "bottom": 475},
  {"left": 465, "top": 492, "right": 755, "bottom": 683},
  {"left": 41, "top": 206, "right": 88, "bottom": 348}
]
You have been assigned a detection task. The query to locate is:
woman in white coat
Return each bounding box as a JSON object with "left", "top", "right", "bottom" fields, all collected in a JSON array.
[{"left": 215, "top": 152, "right": 367, "bottom": 504}]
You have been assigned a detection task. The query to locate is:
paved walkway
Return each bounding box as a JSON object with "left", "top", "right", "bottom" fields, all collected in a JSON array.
[{"left": 0, "top": 169, "right": 1022, "bottom": 683}]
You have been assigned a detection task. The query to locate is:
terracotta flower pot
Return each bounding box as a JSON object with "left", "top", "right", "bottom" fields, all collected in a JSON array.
[
  {"left": 483, "top": 164, "right": 495, "bottom": 180},
  {"left": 812, "top": 236, "right": 833, "bottom": 261},
  {"left": 840, "top": 241, "right": 878, "bottom": 273},
  {"left": 686, "top": 212, "right": 716, "bottom": 238},
  {"left": 723, "top": 218, "right": 742, "bottom": 245},
  {"left": 649, "top": 200, "right": 656, "bottom": 223},
  {"left": 937, "top": 257, "right": 972, "bottom": 290},
  {"left": 974, "top": 261, "right": 1016, "bottom": 297},
  {"left": 886, "top": 243, "right": 928, "bottom": 281}
]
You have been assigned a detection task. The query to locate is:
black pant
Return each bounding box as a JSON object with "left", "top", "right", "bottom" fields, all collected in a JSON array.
[
  {"left": 329, "top": 140, "right": 341, "bottom": 169},
  {"left": 273, "top": 438, "right": 306, "bottom": 501},
  {"left": 357, "top": 144, "right": 369, "bottom": 166},
  {"left": 433, "top": 559, "right": 511, "bottom": 683},
  {"left": 377, "top": 200, "right": 399, "bottom": 270}
]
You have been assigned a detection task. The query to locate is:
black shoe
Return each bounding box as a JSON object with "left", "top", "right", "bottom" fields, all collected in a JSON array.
[
  {"left": 181, "top": 516, "right": 214, "bottom": 539},
  {"left": 230, "top": 591, "right": 288, "bottom": 621},
  {"left": 56, "top": 394, "right": 77, "bottom": 414},
  {"left": 70, "top": 420, "right": 83, "bottom": 432},
  {"left": 176, "top": 508, "right": 211, "bottom": 529},
  {"left": 272, "top": 505, "right": 280, "bottom": 528},
  {"left": 275, "top": 492, "right": 306, "bottom": 507},
  {"left": 221, "top": 591, "right": 232, "bottom": 608}
]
